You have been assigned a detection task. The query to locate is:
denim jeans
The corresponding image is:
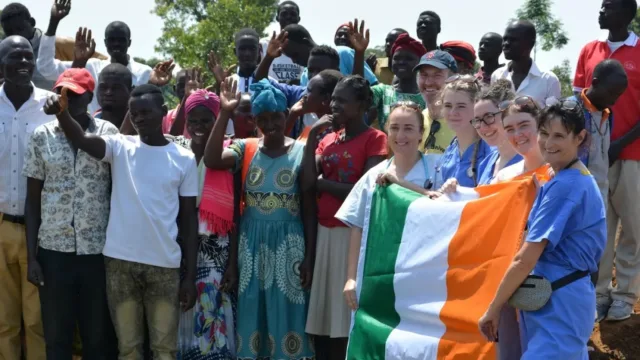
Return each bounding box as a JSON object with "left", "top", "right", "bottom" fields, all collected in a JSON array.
[
  {"left": 104, "top": 257, "right": 180, "bottom": 360},
  {"left": 37, "top": 248, "right": 117, "bottom": 359}
]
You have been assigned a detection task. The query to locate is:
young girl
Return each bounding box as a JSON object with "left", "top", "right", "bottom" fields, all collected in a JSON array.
[
  {"left": 479, "top": 101, "right": 606, "bottom": 360},
  {"left": 474, "top": 80, "right": 522, "bottom": 185},
  {"left": 170, "top": 90, "right": 238, "bottom": 360},
  {"left": 369, "top": 34, "right": 427, "bottom": 131},
  {"left": 337, "top": 101, "right": 435, "bottom": 312},
  {"left": 433, "top": 75, "right": 492, "bottom": 189},
  {"left": 302, "top": 75, "right": 387, "bottom": 360},
  {"left": 203, "top": 79, "right": 315, "bottom": 360}
]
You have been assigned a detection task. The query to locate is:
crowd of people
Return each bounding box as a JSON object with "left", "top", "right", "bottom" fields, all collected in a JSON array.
[{"left": 0, "top": 0, "right": 638, "bottom": 359}]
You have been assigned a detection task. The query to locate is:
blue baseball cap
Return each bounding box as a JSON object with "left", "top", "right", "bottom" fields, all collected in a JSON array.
[{"left": 413, "top": 50, "right": 458, "bottom": 73}]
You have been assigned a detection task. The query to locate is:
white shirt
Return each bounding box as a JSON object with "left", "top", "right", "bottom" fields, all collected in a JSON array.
[
  {"left": 100, "top": 134, "right": 198, "bottom": 268},
  {"left": 36, "top": 35, "right": 152, "bottom": 115},
  {"left": 490, "top": 60, "right": 561, "bottom": 107},
  {"left": 260, "top": 39, "right": 302, "bottom": 82},
  {"left": 335, "top": 159, "right": 427, "bottom": 229},
  {"left": 0, "top": 84, "right": 55, "bottom": 216}
]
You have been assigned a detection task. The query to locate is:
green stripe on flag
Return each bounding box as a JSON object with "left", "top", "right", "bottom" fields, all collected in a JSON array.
[{"left": 347, "top": 184, "right": 422, "bottom": 359}]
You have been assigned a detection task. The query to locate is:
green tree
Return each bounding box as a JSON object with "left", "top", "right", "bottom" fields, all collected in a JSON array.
[
  {"left": 153, "top": 0, "right": 276, "bottom": 71},
  {"left": 514, "top": 0, "right": 569, "bottom": 60},
  {"left": 365, "top": 45, "right": 385, "bottom": 59},
  {"left": 631, "top": 7, "right": 640, "bottom": 34},
  {"left": 0, "top": 11, "right": 4, "bottom": 39},
  {"left": 133, "top": 56, "right": 179, "bottom": 108},
  {"left": 551, "top": 59, "right": 573, "bottom": 98}
]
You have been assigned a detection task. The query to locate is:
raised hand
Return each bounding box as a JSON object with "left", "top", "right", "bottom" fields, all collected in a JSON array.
[
  {"left": 149, "top": 59, "right": 176, "bottom": 87},
  {"left": 184, "top": 67, "right": 202, "bottom": 95},
  {"left": 73, "top": 27, "right": 96, "bottom": 65},
  {"left": 207, "top": 50, "right": 229, "bottom": 84},
  {"left": 43, "top": 87, "right": 69, "bottom": 115},
  {"left": 266, "top": 31, "right": 288, "bottom": 58},
  {"left": 219, "top": 77, "right": 240, "bottom": 111},
  {"left": 348, "top": 18, "right": 370, "bottom": 53},
  {"left": 50, "top": 0, "right": 71, "bottom": 22}
]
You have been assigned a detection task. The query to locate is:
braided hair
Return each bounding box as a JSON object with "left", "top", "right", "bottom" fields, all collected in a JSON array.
[{"left": 336, "top": 75, "right": 373, "bottom": 112}]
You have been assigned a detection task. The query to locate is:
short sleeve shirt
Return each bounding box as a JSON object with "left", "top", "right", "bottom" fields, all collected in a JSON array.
[
  {"left": 316, "top": 128, "right": 387, "bottom": 227},
  {"left": 370, "top": 84, "right": 426, "bottom": 131}
]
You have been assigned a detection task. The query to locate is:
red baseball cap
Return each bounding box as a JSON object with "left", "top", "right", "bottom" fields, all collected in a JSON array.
[
  {"left": 53, "top": 68, "right": 95, "bottom": 95},
  {"left": 440, "top": 40, "right": 477, "bottom": 68}
]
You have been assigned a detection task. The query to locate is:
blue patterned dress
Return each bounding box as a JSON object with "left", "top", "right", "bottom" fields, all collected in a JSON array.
[{"left": 228, "top": 140, "right": 314, "bottom": 360}]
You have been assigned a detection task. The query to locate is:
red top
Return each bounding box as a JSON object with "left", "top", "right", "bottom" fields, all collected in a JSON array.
[
  {"left": 316, "top": 128, "right": 388, "bottom": 227},
  {"left": 573, "top": 32, "right": 640, "bottom": 160}
]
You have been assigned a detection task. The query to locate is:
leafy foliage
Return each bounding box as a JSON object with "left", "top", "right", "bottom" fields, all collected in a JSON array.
[
  {"left": 631, "top": 7, "right": 640, "bottom": 35},
  {"left": 365, "top": 45, "right": 385, "bottom": 59},
  {"left": 514, "top": 0, "right": 569, "bottom": 59},
  {"left": 153, "top": 0, "right": 277, "bottom": 71},
  {"left": 133, "top": 56, "right": 179, "bottom": 109},
  {"left": 551, "top": 59, "right": 573, "bottom": 97}
]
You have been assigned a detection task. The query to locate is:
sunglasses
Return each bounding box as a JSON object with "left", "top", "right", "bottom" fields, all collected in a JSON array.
[
  {"left": 445, "top": 74, "right": 480, "bottom": 84},
  {"left": 545, "top": 98, "right": 582, "bottom": 112},
  {"left": 390, "top": 100, "right": 422, "bottom": 112},
  {"left": 498, "top": 96, "right": 538, "bottom": 112}
]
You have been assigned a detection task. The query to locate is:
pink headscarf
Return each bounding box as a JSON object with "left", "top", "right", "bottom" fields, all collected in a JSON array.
[{"left": 185, "top": 89, "right": 221, "bottom": 118}]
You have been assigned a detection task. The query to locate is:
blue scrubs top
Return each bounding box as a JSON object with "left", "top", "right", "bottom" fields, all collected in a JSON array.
[
  {"left": 477, "top": 149, "right": 523, "bottom": 185},
  {"left": 520, "top": 168, "right": 606, "bottom": 360},
  {"left": 435, "top": 138, "right": 492, "bottom": 188}
]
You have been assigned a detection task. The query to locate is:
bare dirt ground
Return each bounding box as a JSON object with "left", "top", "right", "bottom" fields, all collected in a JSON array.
[{"left": 589, "top": 300, "right": 640, "bottom": 359}]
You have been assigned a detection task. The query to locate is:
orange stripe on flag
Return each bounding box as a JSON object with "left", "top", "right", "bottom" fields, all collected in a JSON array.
[{"left": 437, "top": 179, "right": 537, "bottom": 359}]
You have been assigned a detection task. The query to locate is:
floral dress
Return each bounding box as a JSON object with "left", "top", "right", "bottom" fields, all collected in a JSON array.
[
  {"left": 171, "top": 136, "right": 237, "bottom": 360},
  {"left": 228, "top": 139, "right": 314, "bottom": 360}
]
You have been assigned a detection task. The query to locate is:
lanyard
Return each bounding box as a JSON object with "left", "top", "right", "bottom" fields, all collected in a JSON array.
[{"left": 386, "top": 153, "right": 432, "bottom": 189}]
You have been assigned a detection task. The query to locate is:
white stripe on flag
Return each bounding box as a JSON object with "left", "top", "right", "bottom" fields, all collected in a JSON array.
[{"left": 385, "top": 198, "right": 468, "bottom": 360}]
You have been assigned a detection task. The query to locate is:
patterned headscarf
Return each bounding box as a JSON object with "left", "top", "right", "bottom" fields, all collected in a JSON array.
[
  {"left": 185, "top": 89, "right": 221, "bottom": 118},
  {"left": 249, "top": 79, "right": 287, "bottom": 116},
  {"left": 391, "top": 33, "right": 427, "bottom": 58}
]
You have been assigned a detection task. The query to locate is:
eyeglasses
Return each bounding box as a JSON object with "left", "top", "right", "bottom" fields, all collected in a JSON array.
[
  {"left": 425, "top": 119, "right": 441, "bottom": 150},
  {"left": 470, "top": 111, "right": 502, "bottom": 129},
  {"left": 498, "top": 96, "right": 538, "bottom": 112},
  {"left": 390, "top": 100, "right": 423, "bottom": 112}
]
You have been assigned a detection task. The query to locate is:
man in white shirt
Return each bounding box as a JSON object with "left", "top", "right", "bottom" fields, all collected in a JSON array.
[
  {"left": 35, "top": 0, "right": 155, "bottom": 115},
  {"left": 491, "top": 20, "right": 561, "bottom": 107},
  {"left": 0, "top": 35, "right": 53, "bottom": 360},
  {"left": 43, "top": 83, "right": 199, "bottom": 358},
  {"left": 259, "top": 1, "right": 302, "bottom": 82}
]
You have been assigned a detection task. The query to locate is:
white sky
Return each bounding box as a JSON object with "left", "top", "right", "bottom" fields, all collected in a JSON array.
[{"left": 17, "top": 0, "right": 611, "bottom": 76}]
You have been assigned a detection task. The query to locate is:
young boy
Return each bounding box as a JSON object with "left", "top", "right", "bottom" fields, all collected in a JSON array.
[{"left": 43, "top": 83, "right": 199, "bottom": 358}]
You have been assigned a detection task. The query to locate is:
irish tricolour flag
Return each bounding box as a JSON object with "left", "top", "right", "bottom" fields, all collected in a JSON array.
[{"left": 347, "top": 179, "right": 537, "bottom": 360}]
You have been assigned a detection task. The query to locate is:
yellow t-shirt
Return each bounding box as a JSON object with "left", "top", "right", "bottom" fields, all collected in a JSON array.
[
  {"left": 421, "top": 108, "right": 455, "bottom": 154},
  {"left": 374, "top": 58, "right": 395, "bottom": 86}
]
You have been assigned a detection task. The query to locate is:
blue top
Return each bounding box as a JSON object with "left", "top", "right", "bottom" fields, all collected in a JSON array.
[
  {"left": 526, "top": 168, "right": 606, "bottom": 278},
  {"left": 477, "top": 149, "right": 523, "bottom": 185},
  {"left": 299, "top": 46, "right": 379, "bottom": 86},
  {"left": 436, "top": 138, "right": 493, "bottom": 188}
]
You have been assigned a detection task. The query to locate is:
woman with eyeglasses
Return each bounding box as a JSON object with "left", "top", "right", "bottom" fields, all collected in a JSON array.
[
  {"left": 337, "top": 100, "right": 438, "bottom": 326},
  {"left": 301, "top": 75, "right": 387, "bottom": 360},
  {"left": 474, "top": 80, "right": 522, "bottom": 185},
  {"left": 479, "top": 101, "right": 606, "bottom": 360},
  {"left": 432, "top": 75, "right": 493, "bottom": 189}
]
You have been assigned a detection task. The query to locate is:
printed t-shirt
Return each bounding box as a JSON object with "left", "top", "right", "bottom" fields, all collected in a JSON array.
[{"left": 316, "top": 128, "right": 387, "bottom": 227}]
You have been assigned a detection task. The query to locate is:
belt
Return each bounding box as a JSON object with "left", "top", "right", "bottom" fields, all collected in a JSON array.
[{"left": 1, "top": 213, "right": 25, "bottom": 225}]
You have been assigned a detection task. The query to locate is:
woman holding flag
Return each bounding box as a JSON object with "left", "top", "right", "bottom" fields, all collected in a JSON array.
[
  {"left": 479, "top": 101, "right": 606, "bottom": 359},
  {"left": 337, "top": 101, "right": 437, "bottom": 311}
]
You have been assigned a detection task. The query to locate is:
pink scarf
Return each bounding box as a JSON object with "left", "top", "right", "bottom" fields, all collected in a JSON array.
[{"left": 199, "top": 139, "right": 234, "bottom": 235}]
